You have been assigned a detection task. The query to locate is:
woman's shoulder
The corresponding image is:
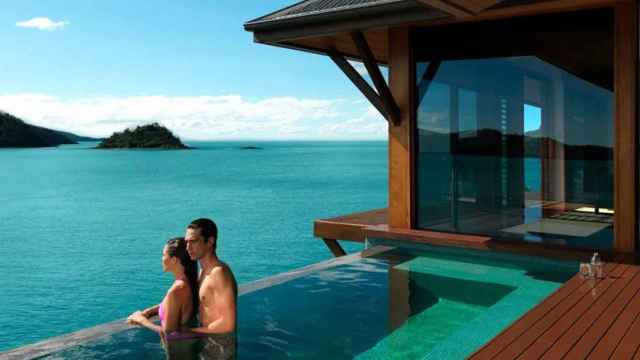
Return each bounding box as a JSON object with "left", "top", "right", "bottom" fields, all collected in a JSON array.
[{"left": 167, "top": 279, "right": 190, "bottom": 297}]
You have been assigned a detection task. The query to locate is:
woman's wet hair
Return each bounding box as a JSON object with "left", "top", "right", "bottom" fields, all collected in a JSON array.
[{"left": 166, "top": 237, "right": 199, "bottom": 314}]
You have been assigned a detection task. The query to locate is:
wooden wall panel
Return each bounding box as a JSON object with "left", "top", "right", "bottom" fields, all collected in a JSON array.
[
  {"left": 614, "top": 1, "right": 638, "bottom": 253},
  {"left": 388, "top": 27, "right": 415, "bottom": 229}
]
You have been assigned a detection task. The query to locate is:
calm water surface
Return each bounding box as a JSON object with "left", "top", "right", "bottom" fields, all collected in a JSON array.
[{"left": 0, "top": 141, "right": 387, "bottom": 351}]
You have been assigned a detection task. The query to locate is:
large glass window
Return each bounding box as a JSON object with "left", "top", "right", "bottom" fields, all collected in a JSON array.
[{"left": 414, "top": 10, "right": 614, "bottom": 250}]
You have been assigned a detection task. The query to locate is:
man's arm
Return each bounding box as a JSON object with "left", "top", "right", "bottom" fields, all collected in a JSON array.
[{"left": 191, "top": 267, "right": 237, "bottom": 334}]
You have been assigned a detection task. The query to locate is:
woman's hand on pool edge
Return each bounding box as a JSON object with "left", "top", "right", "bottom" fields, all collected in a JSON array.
[{"left": 127, "top": 311, "right": 146, "bottom": 325}]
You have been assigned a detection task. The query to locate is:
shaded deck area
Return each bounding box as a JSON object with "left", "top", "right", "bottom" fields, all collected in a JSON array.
[
  {"left": 314, "top": 209, "right": 640, "bottom": 359},
  {"left": 314, "top": 208, "right": 597, "bottom": 261}
]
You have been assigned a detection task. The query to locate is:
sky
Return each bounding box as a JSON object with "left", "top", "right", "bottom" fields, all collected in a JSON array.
[{"left": 0, "top": 1, "right": 386, "bottom": 140}]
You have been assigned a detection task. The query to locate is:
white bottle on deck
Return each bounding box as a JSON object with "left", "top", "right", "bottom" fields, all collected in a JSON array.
[{"left": 591, "top": 252, "right": 603, "bottom": 279}]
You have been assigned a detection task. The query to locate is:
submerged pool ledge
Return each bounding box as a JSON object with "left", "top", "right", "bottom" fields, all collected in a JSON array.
[{"left": 0, "top": 246, "right": 391, "bottom": 360}]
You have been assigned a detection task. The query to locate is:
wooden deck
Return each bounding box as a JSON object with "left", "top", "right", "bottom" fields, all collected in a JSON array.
[
  {"left": 315, "top": 209, "right": 640, "bottom": 359},
  {"left": 314, "top": 208, "right": 597, "bottom": 261},
  {"left": 314, "top": 208, "right": 387, "bottom": 243},
  {"left": 470, "top": 257, "right": 640, "bottom": 360}
]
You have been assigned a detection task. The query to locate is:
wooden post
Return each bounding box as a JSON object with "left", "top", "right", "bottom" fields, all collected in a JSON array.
[
  {"left": 322, "top": 238, "right": 347, "bottom": 257},
  {"left": 614, "top": 1, "right": 638, "bottom": 253},
  {"left": 388, "top": 27, "right": 415, "bottom": 229}
]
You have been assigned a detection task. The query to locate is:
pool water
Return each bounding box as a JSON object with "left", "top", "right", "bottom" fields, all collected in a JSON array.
[{"left": 39, "top": 243, "right": 576, "bottom": 359}]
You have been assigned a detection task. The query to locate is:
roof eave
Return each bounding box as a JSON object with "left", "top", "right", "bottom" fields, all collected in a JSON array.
[{"left": 244, "top": 2, "right": 448, "bottom": 43}]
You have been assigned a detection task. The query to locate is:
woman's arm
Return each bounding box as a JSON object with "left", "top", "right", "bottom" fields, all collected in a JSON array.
[
  {"left": 141, "top": 304, "right": 160, "bottom": 318},
  {"left": 128, "top": 288, "right": 183, "bottom": 335},
  {"left": 127, "top": 311, "right": 163, "bottom": 334},
  {"left": 126, "top": 303, "right": 159, "bottom": 325}
]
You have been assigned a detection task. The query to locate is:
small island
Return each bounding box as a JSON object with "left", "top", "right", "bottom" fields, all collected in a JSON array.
[
  {"left": 239, "top": 145, "right": 263, "bottom": 150},
  {"left": 97, "top": 123, "right": 188, "bottom": 149}
]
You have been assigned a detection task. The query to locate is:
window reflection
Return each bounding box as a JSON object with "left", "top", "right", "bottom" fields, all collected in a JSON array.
[{"left": 415, "top": 55, "right": 614, "bottom": 249}]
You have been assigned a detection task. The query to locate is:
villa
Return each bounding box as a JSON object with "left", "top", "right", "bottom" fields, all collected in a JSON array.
[
  {"left": 3, "top": 0, "right": 640, "bottom": 359},
  {"left": 245, "top": 0, "right": 640, "bottom": 358}
]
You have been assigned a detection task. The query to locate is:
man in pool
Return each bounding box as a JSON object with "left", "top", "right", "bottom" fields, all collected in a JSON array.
[{"left": 185, "top": 218, "right": 238, "bottom": 359}]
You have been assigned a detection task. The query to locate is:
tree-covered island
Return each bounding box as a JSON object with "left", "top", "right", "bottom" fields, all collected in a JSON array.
[
  {"left": 0, "top": 111, "right": 99, "bottom": 148},
  {"left": 97, "top": 123, "right": 188, "bottom": 149}
]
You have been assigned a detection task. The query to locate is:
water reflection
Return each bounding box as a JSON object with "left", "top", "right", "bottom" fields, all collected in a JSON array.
[{"left": 415, "top": 56, "right": 614, "bottom": 250}]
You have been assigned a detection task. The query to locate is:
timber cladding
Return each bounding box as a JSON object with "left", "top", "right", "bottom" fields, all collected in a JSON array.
[
  {"left": 613, "top": 2, "right": 638, "bottom": 253},
  {"left": 388, "top": 27, "right": 415, "bottom": 229}
]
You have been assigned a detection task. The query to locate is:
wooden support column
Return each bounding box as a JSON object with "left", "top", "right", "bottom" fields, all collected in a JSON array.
[
  {"left": 388, "top": 27, "right": 415, "bottom": 229},
  {"left": 614, "top": 1, "right": 638, "bottom": 253},
  {"left": 322, "top": 238, "right": 347, "bottom": 257}
]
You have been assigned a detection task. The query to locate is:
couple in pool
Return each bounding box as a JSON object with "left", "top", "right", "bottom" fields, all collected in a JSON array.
[{"left": 126, "top": 218, "right": 238, "bottom": 359}]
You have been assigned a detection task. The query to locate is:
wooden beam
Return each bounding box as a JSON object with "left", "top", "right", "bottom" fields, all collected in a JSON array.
[
  {"left": 388, "top": 27, "right": 415, "bottom": 229},
  {"left": 416, "top": 0, "right": 476, "bottom": 17},
  {"left": 322, "top": 238, "right": 347, "bottom": 257},
  {"left": 350, "top": 32, "right": 401, "bottom": 125},
  {"left": 417, "top": 60, "right": 442, "bottom": 104},
  {"left": 614, "top": 1, "right": 638, "bottom": 253},
  {"left": 440, "top": 0, "right": 617, "bottom": 24},
  {"left": 314, "top": 208, "right": 387, "bottom": 243},
  {"left": 327, "top": 49, "right": 391, "bottom": 123},
  {"left": 448, "top": 0, "right": 505, "bottom": 13}
]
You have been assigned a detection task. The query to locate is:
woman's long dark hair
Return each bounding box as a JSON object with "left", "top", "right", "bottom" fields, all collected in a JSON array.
[{"left": 166, "top": 237, "right": 199, "bottom": 316}]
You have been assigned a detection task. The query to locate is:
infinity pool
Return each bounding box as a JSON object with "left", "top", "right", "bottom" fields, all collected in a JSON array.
[{"left": 21, "top": 241, "right": 576, "bottom": 359}]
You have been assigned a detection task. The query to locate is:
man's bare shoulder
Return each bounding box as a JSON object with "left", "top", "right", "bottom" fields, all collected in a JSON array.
[{"left": 201, "top": 263, "right": 236, "bottom": 290}]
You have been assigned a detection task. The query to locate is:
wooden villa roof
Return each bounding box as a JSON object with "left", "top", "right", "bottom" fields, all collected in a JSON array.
[
  {"left": 247, "top": 0, "right": 404, "bottom": 23},
  {"left": 245, "top": 0, "right": 617, "bottom": 125},
  {"left": 244, "top": 0, "right": 618, "bottom": 64},
  {"left": 244, "top": 0, "right": 446, "bottom": 63}
]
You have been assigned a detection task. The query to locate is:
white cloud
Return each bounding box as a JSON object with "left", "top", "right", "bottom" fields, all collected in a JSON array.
[
  {"left": 0, "top": 93, "right": 387, "bottom": 140},
  {"left": 16, "top": 17, "right": 69, "bottom": 31}
]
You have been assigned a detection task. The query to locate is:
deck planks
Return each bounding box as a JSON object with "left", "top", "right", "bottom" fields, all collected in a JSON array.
[
  {"left": 469, "top": 270, "right": 597, "bottom": 360},
  {"left": 490, "top": 263, "right": 624, "bottom": 360},
  {"left": 609, "top": 312, "right": 640, "bottom": 360},
  {"left": 532, "top": 265, "right": 639, "bottom": 359},
  {"left": 470, "top": 260, "right": 640, "bottom": 360},
  {"left": 564, "top": 268, "right": 640, "bottom": 359}
]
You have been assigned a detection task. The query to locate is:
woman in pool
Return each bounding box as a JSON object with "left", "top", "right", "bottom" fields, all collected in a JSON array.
[{"left": 127, "top": 237, "right": 199, "bottom": 337}]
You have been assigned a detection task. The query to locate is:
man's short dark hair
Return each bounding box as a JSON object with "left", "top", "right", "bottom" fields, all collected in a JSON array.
[{"left": 188, "top": 218, "right": 218, "bottom": 251}]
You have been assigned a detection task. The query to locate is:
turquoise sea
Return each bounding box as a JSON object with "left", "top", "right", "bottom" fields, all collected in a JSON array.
[{"left": 0, "top": 141, "right": 387, "bottom": 351}]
